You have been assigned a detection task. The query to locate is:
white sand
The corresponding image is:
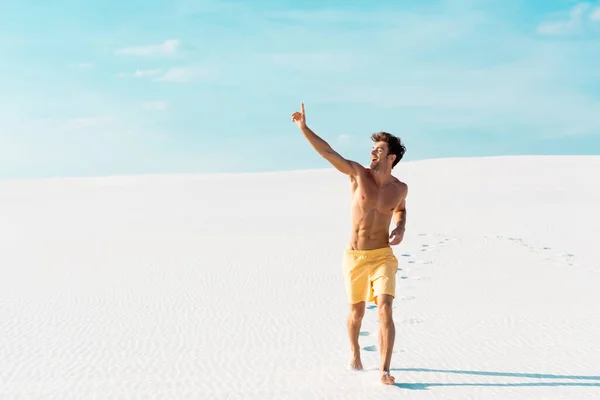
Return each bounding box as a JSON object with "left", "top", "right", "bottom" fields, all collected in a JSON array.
[{"left": 1, "top": 155, "right": 600, "bottom": 399}]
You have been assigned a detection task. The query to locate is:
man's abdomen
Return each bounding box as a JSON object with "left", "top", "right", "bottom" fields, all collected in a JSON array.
[{"left": 350, "top": 202, "right": 393, "bottom": 250}]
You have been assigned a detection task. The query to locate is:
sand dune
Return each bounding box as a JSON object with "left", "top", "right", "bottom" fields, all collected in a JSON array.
[{"left": 1, "top": 155, "right": 599, "bottom": 399}]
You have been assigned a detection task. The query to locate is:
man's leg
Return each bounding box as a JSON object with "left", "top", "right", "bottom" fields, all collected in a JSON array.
[
  {"left": 377, "top": 294, "right": 395, "bottom": 384},
  {"left": 347, "top": 301, "right": 365, "bottom": 370}
]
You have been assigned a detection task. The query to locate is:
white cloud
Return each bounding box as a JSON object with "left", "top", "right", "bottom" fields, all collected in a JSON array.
[
  {"left": 337, "top": 134, "right": 351, "bottom": 145},
  {"left": 156, "top": 67, "right": 209, "bottom": 83},
  {"left": 268, "top": 52, "right": 362, "bottom": 73},
  {"left": 0, "top": 112, "right": 169, "bottom": 178},
  {"left": 117, "top": 69, "right": 163, "bottom": 79},
  {"left": 133, "top": 69, "right": 162, "bottom": 78},
  {"left": 142, "top": 101, "right": 168, "bottom": 111},
  {"left": 266, "top": 9, "right": 359, "bottom": 23},
  {"left": 536, "top": 20, "right": 576, "bottom": 36},
  {"left": 320, "top": 57, "right": 600, "bottom": 138},
  {"left": 590, "top": 6, "right": 600, "bottom": 21},
  {"left": 62, "top": 115, "right": 117, "bottom": 131},
  {"left": 115, "top": 67, "right": 213, "bottom": 83},
  {"left": 73, "top": 62, "right": 94, "bottom": 69},
  {"left": 536, "top": 3, "right": 590, "bottom": 35},
  {"left": 115, "top": 40, "right": 180, "bottom": 56}
]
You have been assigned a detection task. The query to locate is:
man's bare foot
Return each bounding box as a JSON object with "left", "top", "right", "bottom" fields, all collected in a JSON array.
[
  {"left": 381, "top": 370, "right": 395, "bottom": 385},
  {"left": 348, "top": 355, "right": 363, "bottom": 371}
]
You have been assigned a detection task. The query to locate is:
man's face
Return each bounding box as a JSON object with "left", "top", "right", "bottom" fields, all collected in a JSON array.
[{"left": 370, "top": 141, "right": 390, "bottom": 170}]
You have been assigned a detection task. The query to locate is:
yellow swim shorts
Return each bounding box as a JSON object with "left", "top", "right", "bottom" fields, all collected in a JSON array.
[{"left": 342, "top": 246, "right": 398, "bottom": 305}]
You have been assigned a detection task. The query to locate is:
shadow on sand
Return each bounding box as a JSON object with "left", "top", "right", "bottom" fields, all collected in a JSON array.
[{"left": 390, "top": 367, "right": 600, "bottom": 390}]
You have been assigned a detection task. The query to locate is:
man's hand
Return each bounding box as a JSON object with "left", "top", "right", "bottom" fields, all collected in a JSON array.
[
  {"left": 291, "top": 103, "right": 307, "bottom": 129},
  {"left": 292, "top": 102, "right": 361, "bottom": 176},
  {"left": 389, "top": 226, "right": 405, "bottom": 246}
]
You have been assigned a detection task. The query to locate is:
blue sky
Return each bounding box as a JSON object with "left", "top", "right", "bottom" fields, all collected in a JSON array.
[{"left": 1, "top": 0, "right": 599, "bottom": 179}]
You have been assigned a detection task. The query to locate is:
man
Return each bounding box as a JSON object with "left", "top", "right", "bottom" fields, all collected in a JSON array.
[{"left": 291, "top": 103, "right": 408, "bottom": 385}]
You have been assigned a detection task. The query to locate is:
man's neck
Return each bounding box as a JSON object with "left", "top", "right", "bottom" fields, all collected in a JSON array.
[{"left": 371, "top": 168, "right": 392, "bottom": 186}]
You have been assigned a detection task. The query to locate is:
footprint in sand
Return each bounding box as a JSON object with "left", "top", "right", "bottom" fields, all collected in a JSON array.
[
  {"left": 497, "top": 235, "right": 577, "bottom": 266},
  {"left": 556, "top": 252, "right": 573, "bottom": 259},
  {"left": 408, "top": 259, "right": 433, "bottom": 265},
  {"left": 401, "top": 253, "right": 427, "bottom": 265},
  {"left": 363, "top": 345, "right": 404, "bottom": 353},
  {"left": 403, "top": 318, "right": 424, "bottom": 325},
  {"left": 406, "top": 276, "right": 432, "bottom": 282}
]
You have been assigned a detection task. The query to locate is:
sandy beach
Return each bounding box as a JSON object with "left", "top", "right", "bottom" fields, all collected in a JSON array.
[{"left": 1, "top": 155, "right": 599, "bottom": 399}]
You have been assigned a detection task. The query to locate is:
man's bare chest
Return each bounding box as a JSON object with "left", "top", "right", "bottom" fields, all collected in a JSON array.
[{"left": 352, "top": 182, "right": 399, "bottom": 213}]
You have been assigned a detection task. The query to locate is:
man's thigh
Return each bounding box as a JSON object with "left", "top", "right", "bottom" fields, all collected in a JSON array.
[
  {"left": 343, "top": 252, "right": 370, "bottom": 304},
  {"left": 371, "top": 256, "right": 398, "bottom": 301}
]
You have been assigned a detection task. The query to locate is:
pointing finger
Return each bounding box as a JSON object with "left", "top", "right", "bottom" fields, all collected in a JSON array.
[{"left": 301, "top": 103, "right": 305, "bottom": 115}]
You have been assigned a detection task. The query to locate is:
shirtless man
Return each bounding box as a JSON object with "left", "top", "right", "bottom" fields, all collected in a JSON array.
[{"left": 292, "top": 103, "right": 407, "bottom": 385}]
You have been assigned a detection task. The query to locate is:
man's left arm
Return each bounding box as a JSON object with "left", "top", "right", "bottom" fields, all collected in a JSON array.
[{"left": 389, "top": 184, "right": 408, "bottom": 245}]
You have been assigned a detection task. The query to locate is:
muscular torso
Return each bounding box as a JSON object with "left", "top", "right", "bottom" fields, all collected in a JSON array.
[{"left": 348, "top": 169, "right": 405, "bottom": 250}]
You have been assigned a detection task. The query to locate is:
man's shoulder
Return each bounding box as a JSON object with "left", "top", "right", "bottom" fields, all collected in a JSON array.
[
  {"left": 391, "top": 176, "right": 407, "bottom": 188},
  {"left": 352, "top": 165, "right": 370, "bottom": 177},
  {"left": 392, "top": 178, "right": 408, "bottom": 196}
]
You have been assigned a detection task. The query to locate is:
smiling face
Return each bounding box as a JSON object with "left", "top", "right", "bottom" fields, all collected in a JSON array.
[
  {"left": 370, "top": 141, "right": 394, "bottom": 171},
  {"left": 369, "top": 132, "right": 406, "bottom": 170}
]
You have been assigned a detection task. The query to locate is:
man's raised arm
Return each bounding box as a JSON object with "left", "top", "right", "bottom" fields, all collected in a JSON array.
[{"left": 291, "top": 103, "right": 363, "bottom": 176}]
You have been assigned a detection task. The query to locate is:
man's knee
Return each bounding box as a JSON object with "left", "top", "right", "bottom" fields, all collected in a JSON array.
[
  {"left": 350, "top": 301, "right": 366, "bottom": 320},
  {"left": 377, "top": 295, "right": 394, "bottom": 322}
]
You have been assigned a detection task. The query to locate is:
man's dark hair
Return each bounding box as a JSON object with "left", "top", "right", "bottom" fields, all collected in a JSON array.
[{"left": 371, "top": 132, "right": 406, "bottom": 168}]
